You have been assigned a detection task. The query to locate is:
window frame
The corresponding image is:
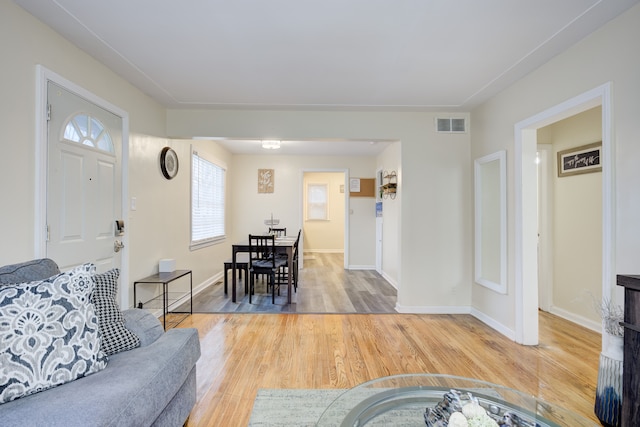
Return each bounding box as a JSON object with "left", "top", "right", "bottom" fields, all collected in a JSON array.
[
  {"left": 190, "top": 147, "right": 226, "bottom": 250},
  {"left": 306, "top": 183, "right": 329, "bottom": 221}
]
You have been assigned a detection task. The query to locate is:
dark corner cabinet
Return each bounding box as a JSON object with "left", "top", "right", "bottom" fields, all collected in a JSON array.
[{"left": 617, "top": 274, "right": 640, "bottom": 426}]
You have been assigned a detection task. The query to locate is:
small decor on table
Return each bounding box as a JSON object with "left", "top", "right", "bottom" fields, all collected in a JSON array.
[
  {"left": 264, "top": 213, "right": 279, "bottom": 234},
  {"left": 424, "top": 390, "right": 535, "bottom": 427}
]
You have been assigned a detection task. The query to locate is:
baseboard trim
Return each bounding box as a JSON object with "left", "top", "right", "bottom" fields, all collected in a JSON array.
[
  {"left": 381, "top": 272, "right": 397, "bottom": 289},
  {"left": 347, "top": 265, "right": 375, "bottom": 270},
  {"left": 165, "top": 272, "right": 222, "bottom": 314},
  {"left": 470, "top": 308, "right": 516, "bottom": 341},
  {"left": 548, "top": 306, "right": 601, "bottom": 333}
]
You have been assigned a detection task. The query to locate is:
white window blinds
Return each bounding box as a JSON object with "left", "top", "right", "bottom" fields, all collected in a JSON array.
[
  {"left": 307, "top": 183, "right": 328, "bottom": 220},
  {"left": 191, "top": 150, "right": 225, "bottom": 248}
]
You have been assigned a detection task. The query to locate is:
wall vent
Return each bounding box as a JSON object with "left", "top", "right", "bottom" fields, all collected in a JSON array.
[{"left": 436, "top": 118, "right": 466, "bottom": 133}]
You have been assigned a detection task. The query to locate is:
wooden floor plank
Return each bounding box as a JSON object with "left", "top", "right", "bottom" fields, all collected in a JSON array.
[
  {"left": 180, "top": 253, "right": 398, "bottom": 313},
  {"left": 178, "top": 311, "right": 601, "bottom": 426}
]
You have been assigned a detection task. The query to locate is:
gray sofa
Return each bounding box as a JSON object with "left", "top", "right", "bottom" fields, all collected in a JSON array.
[{"left": 0, "top": 259, "right": 201, "bottom": 427}]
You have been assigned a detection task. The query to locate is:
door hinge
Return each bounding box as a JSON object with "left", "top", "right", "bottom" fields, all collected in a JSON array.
[
  {"left": 46, "top": 104, "right": 51, "bottom": 121},
  {"left": 46, "top": 224, "right": 50, "bottom": 242}
]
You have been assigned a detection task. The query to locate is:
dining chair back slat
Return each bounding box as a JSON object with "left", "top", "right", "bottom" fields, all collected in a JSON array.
[
  {"left": 248, "top": 234, "right": 286, "bottom": 303},
  {"left": 269, "top": 227, "right": 286, "bottom": 237}
]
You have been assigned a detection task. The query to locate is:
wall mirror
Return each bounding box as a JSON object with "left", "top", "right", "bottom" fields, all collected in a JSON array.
[{"left": 474, "top": 150, "right": 507, "bottom": 293}]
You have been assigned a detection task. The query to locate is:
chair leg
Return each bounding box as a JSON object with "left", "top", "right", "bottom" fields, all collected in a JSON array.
[
  {"left": 271, "top": 272, "right": 276, "bottom": 304},
  {"left": 224, "top": 264, "right": 229, "bottom": 295},
  {"left": 293, "top": 264, "right": 297, "bottom": 292},
  {"left": 249, "top": 273, "right": 253, "bottom": 304}
]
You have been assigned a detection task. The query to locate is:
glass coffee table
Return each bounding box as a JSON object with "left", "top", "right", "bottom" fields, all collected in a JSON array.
[{"left": 316, "top": 374, "right": 597, "bottom": 426}]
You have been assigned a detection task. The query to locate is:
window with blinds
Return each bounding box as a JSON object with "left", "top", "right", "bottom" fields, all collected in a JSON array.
[
  {"left": 191, "top": 150, "right": 226, "bottom": 249},
  {"left": 306, "top": 183, "right": 328, "bottom": 220}
]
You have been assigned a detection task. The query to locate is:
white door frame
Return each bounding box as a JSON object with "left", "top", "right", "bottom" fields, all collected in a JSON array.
[
  {"left": 299, "top": 168, "right": 349, "bottom": 269},
  {"left": 35, "top": 65, "right": 131, "bottom": 308},
  {"left": 375, "top": 167, "right": 383, "bottom": 274},
  {"left": 514, "top": 83, "right": 613, "bottom": 345},
  {"left": 536, "top": 144, "right": 553, "bottom": 313}
]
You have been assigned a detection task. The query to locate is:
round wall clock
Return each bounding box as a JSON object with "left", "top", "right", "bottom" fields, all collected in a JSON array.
[{"left": 160, "top": 147, "right": 179, "bottom": 180}]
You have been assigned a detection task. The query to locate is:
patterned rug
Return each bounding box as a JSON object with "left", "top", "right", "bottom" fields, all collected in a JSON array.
[
  {"left": 248, "top": 388, "right": 432, "bottom": 426},
  {"left": 248, "top": 389, "right": 345, "bottom": 426}
]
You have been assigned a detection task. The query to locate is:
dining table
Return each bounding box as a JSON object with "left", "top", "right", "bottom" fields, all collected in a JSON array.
[{"left": 230, "top": 235, "right": 297, "bottom": 304}]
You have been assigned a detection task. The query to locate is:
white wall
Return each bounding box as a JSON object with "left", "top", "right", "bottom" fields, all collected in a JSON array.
[
  {"left": 0, "top": 3, "right": 233, "bottom": 308},
  {"left": 167, "top": 110, "right": 472, "bottom": 310},
  {"left": 128, "top": 137, "right": 233, "bottom": 305},
  {"left": 0, "top": 2, "right": 165, "bottom": 265},
  {"left": 471, "top": 4, "right": 640, "bottom": 333}
]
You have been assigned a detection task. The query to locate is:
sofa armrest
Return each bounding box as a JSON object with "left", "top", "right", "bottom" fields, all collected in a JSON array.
[{"left": 122, "top": 308, "right": 164, "bottom": 346}]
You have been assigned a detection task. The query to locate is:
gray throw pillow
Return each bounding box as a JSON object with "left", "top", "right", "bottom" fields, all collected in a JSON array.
[
  {"left": 0, "top": 263, "right": 108, "bottom": 404},
  {"left": 92, "top": 269, "right": 140, "bottom": 356}
]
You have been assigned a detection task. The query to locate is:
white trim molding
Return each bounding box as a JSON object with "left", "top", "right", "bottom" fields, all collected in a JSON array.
[{"left": 513, "top": 82, "right": 613, "bottom": 345}]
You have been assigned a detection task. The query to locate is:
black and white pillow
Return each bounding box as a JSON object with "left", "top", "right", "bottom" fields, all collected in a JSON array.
[
  {"left": 92, "top": 269, "right": 140, "bottom": 356},
  {"left": 0, "top": 264, "right": 108, "bottom": 404}
]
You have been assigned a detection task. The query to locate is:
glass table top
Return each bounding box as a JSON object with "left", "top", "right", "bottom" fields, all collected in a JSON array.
[{"left": 316, "top": 374, "right": 597, "bottom": 427}]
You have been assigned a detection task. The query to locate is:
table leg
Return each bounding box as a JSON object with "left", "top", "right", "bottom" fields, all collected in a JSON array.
[
  {"left": 232, "top": 247, "right": 237, "bottom": 303},
  {"left": 287, "top": 246, "right": 293, "bottom": 304},
  {"left": 163, "top": 282, "right": 167, "bottom": 330}
]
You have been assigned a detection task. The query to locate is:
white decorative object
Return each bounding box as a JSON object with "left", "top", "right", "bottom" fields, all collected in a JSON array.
[{"left": 159, "top": 259, "right": 176, "bottom": 272}]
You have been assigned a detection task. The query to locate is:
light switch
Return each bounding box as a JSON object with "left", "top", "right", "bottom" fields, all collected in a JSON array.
[{"left": 130, "top": 197, "right": 137, "bottom": 211}]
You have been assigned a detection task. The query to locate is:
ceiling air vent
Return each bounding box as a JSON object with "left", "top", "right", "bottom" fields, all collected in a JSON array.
[{"left": 436, "top": 118, "right": 466, "bottom": 133}]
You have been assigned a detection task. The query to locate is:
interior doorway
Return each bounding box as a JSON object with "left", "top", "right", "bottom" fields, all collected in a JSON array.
[
  {"left": 514, "top": 83, "right": 613, "bottom": 345},
  {"left": 536, "top": 109, "right": 603, "bottom": 331},
  {"left": 301, "top": 170, "right": 348, "bottom": 269}
]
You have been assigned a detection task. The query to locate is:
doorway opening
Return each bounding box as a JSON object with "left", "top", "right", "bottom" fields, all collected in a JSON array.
[
  {"left": 300, "top": 170, "right": 348, "bottom": 270},
  {"left": 514, "top": 83, "right": 613, "bottom": 345}
]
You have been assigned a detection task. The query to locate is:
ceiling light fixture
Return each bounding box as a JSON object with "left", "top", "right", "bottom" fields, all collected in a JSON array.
[{"left": 261, "top": 140, "right": 281, "bottom": 149}]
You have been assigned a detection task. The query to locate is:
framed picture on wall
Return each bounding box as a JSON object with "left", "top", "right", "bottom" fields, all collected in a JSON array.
[
  {"left": 557, "top": 142, "right": 602, "bottom": 177},
  {"left": 258, "top": 169, "right": 274, "bottom": 193}
]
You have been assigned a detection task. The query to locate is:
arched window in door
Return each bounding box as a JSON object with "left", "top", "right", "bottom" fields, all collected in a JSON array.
[{"left": 62, "top": 113, "right": 114, "bottom": 153}]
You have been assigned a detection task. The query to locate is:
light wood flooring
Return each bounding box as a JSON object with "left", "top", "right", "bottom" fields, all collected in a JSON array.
[
  {"left": 184, "top": 253, "right": 397, "bottom": 313},
  {"left": 175, "top": 311, "right": 601, "bottom": 426}
]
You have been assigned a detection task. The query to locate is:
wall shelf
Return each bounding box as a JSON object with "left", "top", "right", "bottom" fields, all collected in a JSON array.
[{"left": 381, "top": 171, "right": 397, "bottom": 199}]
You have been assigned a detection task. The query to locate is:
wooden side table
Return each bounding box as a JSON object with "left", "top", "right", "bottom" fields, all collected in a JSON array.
[{"left": 134, "top": 270, "right": 192, "bottom": 330}]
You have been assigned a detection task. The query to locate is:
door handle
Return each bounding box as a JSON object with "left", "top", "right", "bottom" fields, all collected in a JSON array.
[{"left": 114, "top": 240, "right": 125, "bottom": 253}]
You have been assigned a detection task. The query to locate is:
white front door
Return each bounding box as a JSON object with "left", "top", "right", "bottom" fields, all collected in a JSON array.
[{"left": 46, "top": 81, "right": 123, "bottom": 273}]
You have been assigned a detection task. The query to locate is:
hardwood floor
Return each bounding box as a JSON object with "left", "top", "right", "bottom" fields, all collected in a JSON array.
[
  {"left": 183, "top": 253, "right": 397, "bottom": 313},
  {"left": 176, "top": 311, "right": 601, "bottom": 426}
]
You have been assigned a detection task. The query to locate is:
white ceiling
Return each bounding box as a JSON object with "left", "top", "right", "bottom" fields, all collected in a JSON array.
[
  {"left": 195, "top": 138, "right": 395, "bottom": 156},
  {"left": 15, "top": 0, "right": 638, "bottom": 155}
]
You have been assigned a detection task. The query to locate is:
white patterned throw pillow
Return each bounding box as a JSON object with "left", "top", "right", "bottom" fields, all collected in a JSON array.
[
  {"left": 0, "top": 263, "right": 107, "bottom": 404},
  {"left": 92, "top": 269, "right": 140, "bottom": 356}
]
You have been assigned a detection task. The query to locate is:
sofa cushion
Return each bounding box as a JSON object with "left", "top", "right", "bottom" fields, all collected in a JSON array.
[
  {"left": 0, "top": 258, "right": 60, "bottom": 285},
  {"left": 122, "top": 308, "right": 165, "bottom": 347},
  {"left": 92, "top": 269, "right": 140, "bottom": 355},
  {"left": 0, "top": 263, "right": 107, "bottom": 404},
  {"left": 0, "top": 327, "right": 201, "bottom": 427}
]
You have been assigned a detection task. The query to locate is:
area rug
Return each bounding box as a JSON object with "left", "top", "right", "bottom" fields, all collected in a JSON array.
[
  {"left": 248, "top": 387, "right": 507, "bottom": 426},
  {"left": 247, "top": 388, "right": 428, "bottom": 426},
  {"left": 248, "top": 389, "right": 345, "bottom": 426}
]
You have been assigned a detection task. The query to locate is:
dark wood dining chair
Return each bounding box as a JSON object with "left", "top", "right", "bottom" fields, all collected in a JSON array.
[
  {"left": 248, "top": 234, "right": 287, "bottom": 303},
  {"left": 276, "top": 229, "right": 301, "bottom": 292},
  {"left": 269, "top": 227, "right": 286, "bottom": 237}
]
